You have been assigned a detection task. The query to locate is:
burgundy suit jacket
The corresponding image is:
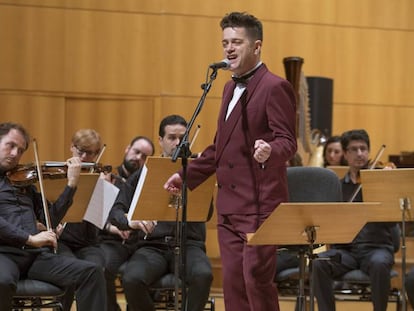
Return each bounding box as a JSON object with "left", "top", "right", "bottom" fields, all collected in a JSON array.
[{"left": 185, "top": 64, "right": 297, "bottom": 216}]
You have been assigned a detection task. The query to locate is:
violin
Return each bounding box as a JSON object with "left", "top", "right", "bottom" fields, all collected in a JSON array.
[
  {"left": 7, "top": 161, "right": 112, "bottom": 187},
  {"left": 349, "top": 144, "right": 395, "bottom": 202}
]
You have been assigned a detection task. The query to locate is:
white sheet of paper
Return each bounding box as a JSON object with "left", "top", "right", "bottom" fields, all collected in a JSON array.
[
  {"left": 83, "top": 178, "right": 120, "bottom": 229},
  {"left": 127, "top": 164, "right": 148, "bottom": 221}
]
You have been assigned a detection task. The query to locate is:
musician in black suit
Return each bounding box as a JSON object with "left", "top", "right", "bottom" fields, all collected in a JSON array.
[
  {"left": 0, "top": 122, "right": 106, "bottom": 311},
  {"left": 313, "top": 129, "right": 399, "bottom": 311}
]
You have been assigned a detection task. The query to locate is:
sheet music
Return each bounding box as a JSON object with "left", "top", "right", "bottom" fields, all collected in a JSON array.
[
  {"left": 127, "top": 164, "right": 148, "bottom": 221},
  {"left": 83, "top": 178, "right": 120, "bottom": 229}
]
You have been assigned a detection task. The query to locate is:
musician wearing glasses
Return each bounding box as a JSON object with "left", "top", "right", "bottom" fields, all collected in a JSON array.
[
  {"left": 312, "top": 129, "right": 400, "bottom": 311},
  {"left": 0, "top": 122, "right": 106, "bottom": 311},
  {"left": 57, "top": 128, "right": 107, "bottom": 311}
]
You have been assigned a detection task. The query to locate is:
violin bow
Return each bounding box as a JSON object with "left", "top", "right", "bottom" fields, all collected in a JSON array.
[
  {"left": 33, "top": 139, "right": 53, "bottom": 232},
  {"left": 90, "top": 143, "right": 106, "bottom": 173},
  {"left": 33, "top": 140, "right": 57, "bottom": 252},
  {"left": 348, "top": 144, "right": 386, "bottom": 202},
  {"left": 189, "top": 125, "right": 201, "bottom": 150}
]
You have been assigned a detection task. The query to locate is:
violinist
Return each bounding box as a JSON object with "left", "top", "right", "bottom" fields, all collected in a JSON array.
[
  {"left": 312, "top": 129, "right": 400, "bottom": 311},
  {"left": 98, "top": 135, "right": 155, "bottom": 311},
  {"left": 57, "top": 128, "right": 107, "bottom": 311},
  {"left": 0, "top": 122, "right": 106, "bottom": 311}
]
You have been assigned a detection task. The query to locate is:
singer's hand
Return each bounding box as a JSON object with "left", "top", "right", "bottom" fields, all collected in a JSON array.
[
  {"left": 164, "top": 173, "right": 182, "bottom": 194},
  {"left": 253, "top": 139, "right": 271, "bottom": 164}
]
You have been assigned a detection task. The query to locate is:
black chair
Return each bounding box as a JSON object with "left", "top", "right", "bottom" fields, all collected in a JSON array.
[
  {"left": 334, "top": 269, "right": 402, "bottom": 311},
  {"left": 275, "top": 167, "right": 342, "bottom": 307},
  {"left": 12, "top": 279, "right": 65, "bottom": 310},
  {"left": 118, "top": 263, "right": 215, "bottom": 311}
]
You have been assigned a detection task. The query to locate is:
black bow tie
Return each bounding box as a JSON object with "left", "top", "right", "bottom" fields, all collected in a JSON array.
[{"left": 232, "top": 65, "right": 261, "bottom": 85}]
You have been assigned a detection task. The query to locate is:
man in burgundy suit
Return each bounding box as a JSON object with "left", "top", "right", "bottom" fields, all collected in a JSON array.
[{"left": 164, "top": 12, "right": 297, "bottom": 311}]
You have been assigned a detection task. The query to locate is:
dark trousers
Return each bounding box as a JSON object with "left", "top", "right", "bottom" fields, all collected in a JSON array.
[
  {"left": 100, "top": 240, "right": 135, "bottom": 311},
  {"left": 405, "top": 268, "right": 414, "bottom": 308},
  {"left": 313, "top": 247, "right": 393, "bottom": 311},
  {"left": 57, "top": 242, "right": 106, "bottom": 311},
  {"left": 0, "top": 248, "right": 107, "bottom": 311},
  {"left": 122, "top": 243, "right": 212, "bottom": 311}
]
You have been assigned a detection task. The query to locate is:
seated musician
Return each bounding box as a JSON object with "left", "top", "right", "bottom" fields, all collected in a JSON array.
[
  {"left": 57, "top": 128, "right": 108, "bottom": 311},
  {"left": 312, "top": 129, "right": 400, "bottom": 311},
  {"left": 98, "top": 135, "right": 155, "bottom": 311},
  {"left": 0, "top": 122, "right": 106, "bottom": 311},
  {"left": 110, "top": 115, "right": 213, "bottom": 311},
  {"left": 405, "top": 269, "right": 414, "bottom": 308}
]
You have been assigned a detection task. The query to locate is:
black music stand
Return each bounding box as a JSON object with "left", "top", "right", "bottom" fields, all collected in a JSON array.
[
  {"left": 127, "top": 157, "right": 216, "bottom": 311},
  {"left": 247, "top": 202, "right": 381, "bottom": 311},
  {"left": 361, "top": 168, "right": 414, "bottom": 311}
]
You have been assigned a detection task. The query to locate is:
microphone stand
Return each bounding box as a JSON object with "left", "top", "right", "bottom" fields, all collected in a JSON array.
[{"left": 171, "top": 68, "right": 219, "bottom": 311}]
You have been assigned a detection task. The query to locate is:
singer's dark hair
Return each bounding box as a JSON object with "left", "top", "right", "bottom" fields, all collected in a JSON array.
[
  {"left": 159, "top": 115, "right": 187, "bottom": 138},
  {"left": 220, "top": 12, "right": 263, "bottom": 42},
  {"left": 340, "top": 129, "right": 370, "bottom": 151}
]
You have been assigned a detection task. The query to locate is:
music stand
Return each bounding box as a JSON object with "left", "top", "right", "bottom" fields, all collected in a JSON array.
[
  {"left": 248, "top": 201, "right": 381, "bottom": 311},
  {"left": 128, "top": 157, "right": 215, "bottom": 221},
  {"left": 327, "top": 166, "right": 349, "bottom": 179},
  {"left": 361, "top": 168, "right": 414, "bottom": 311},
  {"left": 42, "top": 173, "right": 100, "bottom": 223},
  {"left": 127, "top": 156, "right": 215, "bottom": 311}
]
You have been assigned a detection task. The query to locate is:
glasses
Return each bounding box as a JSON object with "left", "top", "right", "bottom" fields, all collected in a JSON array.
[
  {"left": 73, "top": 145, "right": 99, "bottom": 157},
  {"left": 346, "top": 146, "right": 369, "bottom": 154}
]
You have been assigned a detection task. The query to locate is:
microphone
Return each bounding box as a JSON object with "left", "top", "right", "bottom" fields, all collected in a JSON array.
[{"left": 209, "top": 59, "right": 230, "bottom": 70}]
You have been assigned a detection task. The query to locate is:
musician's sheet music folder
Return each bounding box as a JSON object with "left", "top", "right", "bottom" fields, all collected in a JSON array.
[{"left": 128, "top": 157, "right": 216, "bottom": 222}]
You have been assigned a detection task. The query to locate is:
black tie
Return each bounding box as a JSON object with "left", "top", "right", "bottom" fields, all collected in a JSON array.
[{"left": 232, "top": 65, "right": 261, "bottom": 85}]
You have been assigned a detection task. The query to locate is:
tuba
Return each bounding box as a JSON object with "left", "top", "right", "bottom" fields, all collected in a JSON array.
[{"left": 283, "top": 57, "right": 325, "bottom": 167}]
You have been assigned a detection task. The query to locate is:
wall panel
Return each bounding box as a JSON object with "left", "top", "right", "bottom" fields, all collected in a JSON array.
[
  {"left": 334, "top": 28, "right": 414, "bottom": 106},
  {"left": 64, "top": 98, "right": 155, "bottom": 165},
  {"left": 0, "top": 94, "right": 65, "bottom": 162},
  {"left": 333, "top": 104, "right": 414, "bottom": 157},
  {"left": 0, "top": 5, "right": 65, "bottom": 91},
  {"left": 64, "top": 10, "right": 161, "bottom": 96},
  {"left": 0, "top": 0, "right": 413, "bottom": 186},
  {"left": 336, "top": 0, "right": 414, "bottom": 30}
]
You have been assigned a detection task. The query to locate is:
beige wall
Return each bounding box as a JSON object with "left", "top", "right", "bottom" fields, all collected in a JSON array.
[
  {"left": 1, "top": 1, "right": 414, "bottom": 261},
  {"left": 1, "top": 0, "right": 413, "bottom": 163}
]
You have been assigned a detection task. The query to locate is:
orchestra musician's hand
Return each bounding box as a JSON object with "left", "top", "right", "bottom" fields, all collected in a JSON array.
[
  {"left": 36, "top": 221, "right": 47, "bottom": 231},
  {"left": 54, "top": 223, "right": 65, "bottom": 238},
  {"left": 66, "top": 156, "right": 82, "bottom": 188},
  {"left": 105, "top": 223, "right": 131, "bottom": 240},
  {"left": 129, "top": 220, "right": 157, "bottom": 236},
  {"left": 164, "top": 173, "right": 182, "bottom": 194},
  {"left": 253, "top": 139, "right": 271, "bottom": 164},
  {"left": 26, "top": 230, "right": 57, "bottom": 249}
]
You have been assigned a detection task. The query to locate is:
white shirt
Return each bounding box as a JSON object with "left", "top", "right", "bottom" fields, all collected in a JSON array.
[{"left": 225, "top": 84, "right": 246, "bottom": 120}]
